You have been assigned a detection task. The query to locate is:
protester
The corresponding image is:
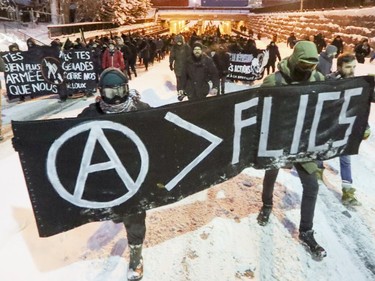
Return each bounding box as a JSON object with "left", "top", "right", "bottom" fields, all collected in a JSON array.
[
  {"left": 212, "top": 44, "right": 230, "bottom": 95},
  {"left": 331, "top": 35, "right": 344, "bottom": 57},
  {"left": 265, "top": 41, "right": 281, "bottom": 75},
  {"left": 78, "top": 68, "right": 150, "bottom": 281},
  {"left": 286, "top": 32, "right": 297, "bottom": 49},
  {"left": 178, "top": 41, "right": 219, "bottom": 101},
  {"left": 324, "top": 53, "right": 371, "bottom": 206},
  {"left": 101, "top": 40, "right": 125, "bottom": 71},
  {"left": 26, "top": 38, "right": 37, "bottom": 50},
  {"left": 169, "top": 34, "right": 191, "bottom": 98},
  {"left": 257, "top": 41, "right": 327, "bottom": 260},
  {"left": 314, "top": 33, "right": 327, "bottom": 53},
  {"left": 354, "top": 38, "right": 371, "bottom": 64},
  {"left": 317, "top": 44, "right": 338, "bottom": 75}
]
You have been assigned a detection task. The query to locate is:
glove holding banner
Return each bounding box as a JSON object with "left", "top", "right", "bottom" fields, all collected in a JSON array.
[{"left": 209, "top": 88, "right": 218, "bottom": 96}]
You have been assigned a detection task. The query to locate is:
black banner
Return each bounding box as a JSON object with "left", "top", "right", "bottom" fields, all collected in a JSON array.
[
  {"left": 12, "top": 77, "right": 373, "bottom": 237},
  {"left": 227, "top": 50, "right": 269, "bottom": 81},
  {"left": 1, "top": 47, "right": 60, "bottom": 99},
  {"left": 1, "top": 47, "right": 96, "bottom": 99},
  {"left": 59, "top": 48, "right": 96, "bottom": 94}
]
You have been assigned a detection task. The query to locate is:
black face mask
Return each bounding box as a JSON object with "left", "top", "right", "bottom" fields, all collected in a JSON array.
[{"left": 292, "top": 62, "right": 316, "bottom": 81}]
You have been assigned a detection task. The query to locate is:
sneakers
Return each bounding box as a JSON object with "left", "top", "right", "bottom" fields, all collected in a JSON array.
[
  {"left": 299, "top": 230, "right": 327, "bottom": 260},
  {"left": 128, "top": 244, "right": 143, "bottom": 281},
  {"left": 257, "top": 205, "right": 272, "bottom": 226},
  {"left": 342, "top": 181, "right": 361, "bottom": 206}
]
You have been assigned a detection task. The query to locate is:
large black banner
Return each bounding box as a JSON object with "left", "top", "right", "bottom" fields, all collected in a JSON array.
[
  {"left": 12, "top": 77, "right": 373, "bottom": 237},
  {"left": 1, "top": 47, "right": 96, "bottom": 99}
]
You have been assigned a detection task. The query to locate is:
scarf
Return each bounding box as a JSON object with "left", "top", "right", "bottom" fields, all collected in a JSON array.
[{"left": 97, "top": 96, "right": 137, "bottom": 114}]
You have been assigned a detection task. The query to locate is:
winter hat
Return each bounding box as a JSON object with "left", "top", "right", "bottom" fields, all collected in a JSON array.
[
  {"left": 99, "top": 68, "right": 128, "bottom": 87},
  {"left": 192, "top": 41, "right": 203, "bottom": 50},
  {"left": 175, "top": 35, "right": 184, "bottom": 44},
  {"left": 291, "top": 41, "right": 319, "bottom": 65},
  {"left": 325, "top": 44, "right": 338, "bottom": 56}
]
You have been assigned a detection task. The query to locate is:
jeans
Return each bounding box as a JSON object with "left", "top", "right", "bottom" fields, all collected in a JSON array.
[
  {"left": 340, "top": 155, "right": 352, "bottom": 183},
  {"left": 262, "top": 163, "right": 319, "bottom": 232},
  {"left": 123, "top": 211, "right": 146, "bottom": 245}
]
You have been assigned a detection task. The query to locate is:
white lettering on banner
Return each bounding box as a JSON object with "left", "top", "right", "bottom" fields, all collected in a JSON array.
[
  {"left": 47, "top": 121, "right": 149, "bottom": 209},
  {"left": 231, "top": 98, "right": 259, "bottom": 164},
  {"left": 308, "top": 91, "right": 341, "bottom": 151},
  {"left": 255, "top": 88, "right": 363, "bottom": 158},
  {"left": 332, "top": 88, "right": 362, "bottom": 147},
  {"left": 164, "top": 112, "right": 223, "bottom": 191},
  {"left": 258, "top": 97, "right": 283, "bottom": 157},
  {"left": 67, "top": 82, "right": 87, "bottom": 89},
  {"left": 290, "top": 95, "right": 309, "bottom": 154},
  {"left": 308, "top": 88, "right": 362, "bottom": 151}
]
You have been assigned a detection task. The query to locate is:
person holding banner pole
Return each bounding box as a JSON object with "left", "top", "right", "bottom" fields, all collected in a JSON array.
[
  {"left": 256, "top": 41, "right": 327, "bottom": 260},
  {"left": 323, "top": 53, "right": 371, "bottom": 206},
  {"left": 78, "top": 68, "right": 150, "bottom": 281}
]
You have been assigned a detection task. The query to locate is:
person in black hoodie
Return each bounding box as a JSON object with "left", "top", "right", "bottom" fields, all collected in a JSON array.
[
  {"left": 212, "top": 44, "right": 230, "bottom": 95},
  {"left": 265, "top": 41, "right": 281, "bottom": 75},
  {"left": 78, "top": 68, "right": 149, "bottom": 281}
]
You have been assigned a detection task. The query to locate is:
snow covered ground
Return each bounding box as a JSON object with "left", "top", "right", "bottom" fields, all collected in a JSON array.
[{"left": 1, "top": 8, "right": 375, "bottom": 281}]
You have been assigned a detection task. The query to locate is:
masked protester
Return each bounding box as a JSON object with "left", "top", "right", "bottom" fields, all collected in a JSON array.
[
  {"left": 101, "top": 40, "right": 125, "bottom": 71},
  {"left": 169, "top": 34, "right": 191, "bottom": 98},
  {"left": 78, "top": 68, "right": 150, "bottom": 280},
  {"left": 317, "top": 44, "right": 338, "bottom": 75},
  {"left": 257, "top": 41, "right": 327, "bottom": 260}
]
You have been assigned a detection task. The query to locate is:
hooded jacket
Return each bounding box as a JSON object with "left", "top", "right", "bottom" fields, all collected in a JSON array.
[
  {"left": 317, "top": 45, "right": 338, "bottom": 75},
  {"left": 169, "top": 35, "right": 191, "bottom": 76},
  {"left": 261, "top": 41, "right": 325, "bottom": 174},
  {"left": 262, "top": 41, "right": 324, "bottom": 87}
]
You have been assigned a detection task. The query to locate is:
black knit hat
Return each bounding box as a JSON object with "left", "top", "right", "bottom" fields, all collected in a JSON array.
[
  {"left": 99, "top": 68, "right": 128, "bottom": 87},
  {"left": 192, "top": 41, "right": 203, "bottom": 50}
]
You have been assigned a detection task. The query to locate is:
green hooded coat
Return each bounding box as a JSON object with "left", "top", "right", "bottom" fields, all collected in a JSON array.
[{"left": 261, "top": 41, "right": 325, "bottom": 174}]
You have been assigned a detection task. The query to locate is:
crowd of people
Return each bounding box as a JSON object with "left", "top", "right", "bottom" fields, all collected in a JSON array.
[{"left": 1, "top": 25, "right": 374, "bottom": 280}]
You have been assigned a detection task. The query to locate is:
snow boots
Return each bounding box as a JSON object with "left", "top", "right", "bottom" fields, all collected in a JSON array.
[
  {"left": 128, "top": 244, "right": 143, "bottom": 281},
  {"left": 299, "top": 230, "right": 327, "bottom": 260},
  {"left": 342, "top": 181, "right": 361, "bottom": 206},
  {"left": 257, "top": 205, "right": 272, "bottom": 226}
]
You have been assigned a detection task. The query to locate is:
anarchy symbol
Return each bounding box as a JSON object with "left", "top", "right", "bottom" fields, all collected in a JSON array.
[{"left": 46, "top": 120, "right": 149, "bottom": 209}]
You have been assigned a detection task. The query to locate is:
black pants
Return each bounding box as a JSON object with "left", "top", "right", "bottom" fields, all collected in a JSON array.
[
  {"left": 123, "top": 211, "right": 146, "bottom": 245},
  {"left": 262, "top": 163, "right": 319, "bottom": 232}
]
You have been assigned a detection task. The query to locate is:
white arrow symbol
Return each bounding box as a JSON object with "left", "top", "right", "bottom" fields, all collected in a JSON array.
[{"left": 164, "top": 112, "right": 223, "bottom": 191}]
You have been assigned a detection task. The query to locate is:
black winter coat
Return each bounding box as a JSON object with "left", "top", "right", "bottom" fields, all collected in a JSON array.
[{"left": 180, "top": 53, "right": 220, "bottom": 100}]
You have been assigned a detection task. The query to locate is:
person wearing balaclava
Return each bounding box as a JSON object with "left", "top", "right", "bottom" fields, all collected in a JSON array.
[
  {"left": 26, "top": 38, "right": 37, "bottom": 50},
  {"left": 101, "top": 40, "right": 125, "bottom": 72},
  {"left": 169, "top": 34, "right": 191, "bottom": 98},
  {"left": 317, "top": 44, "right": 338, "bottom": 75},
  {"left": 178, "top": 41, "right": 219, "bottom": 101},
  {"left": 78, "top": 68, "right": 150, "bottom": 281},
  {"left": 257, "top": 41, "right": 327, "bottom": 260}
]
